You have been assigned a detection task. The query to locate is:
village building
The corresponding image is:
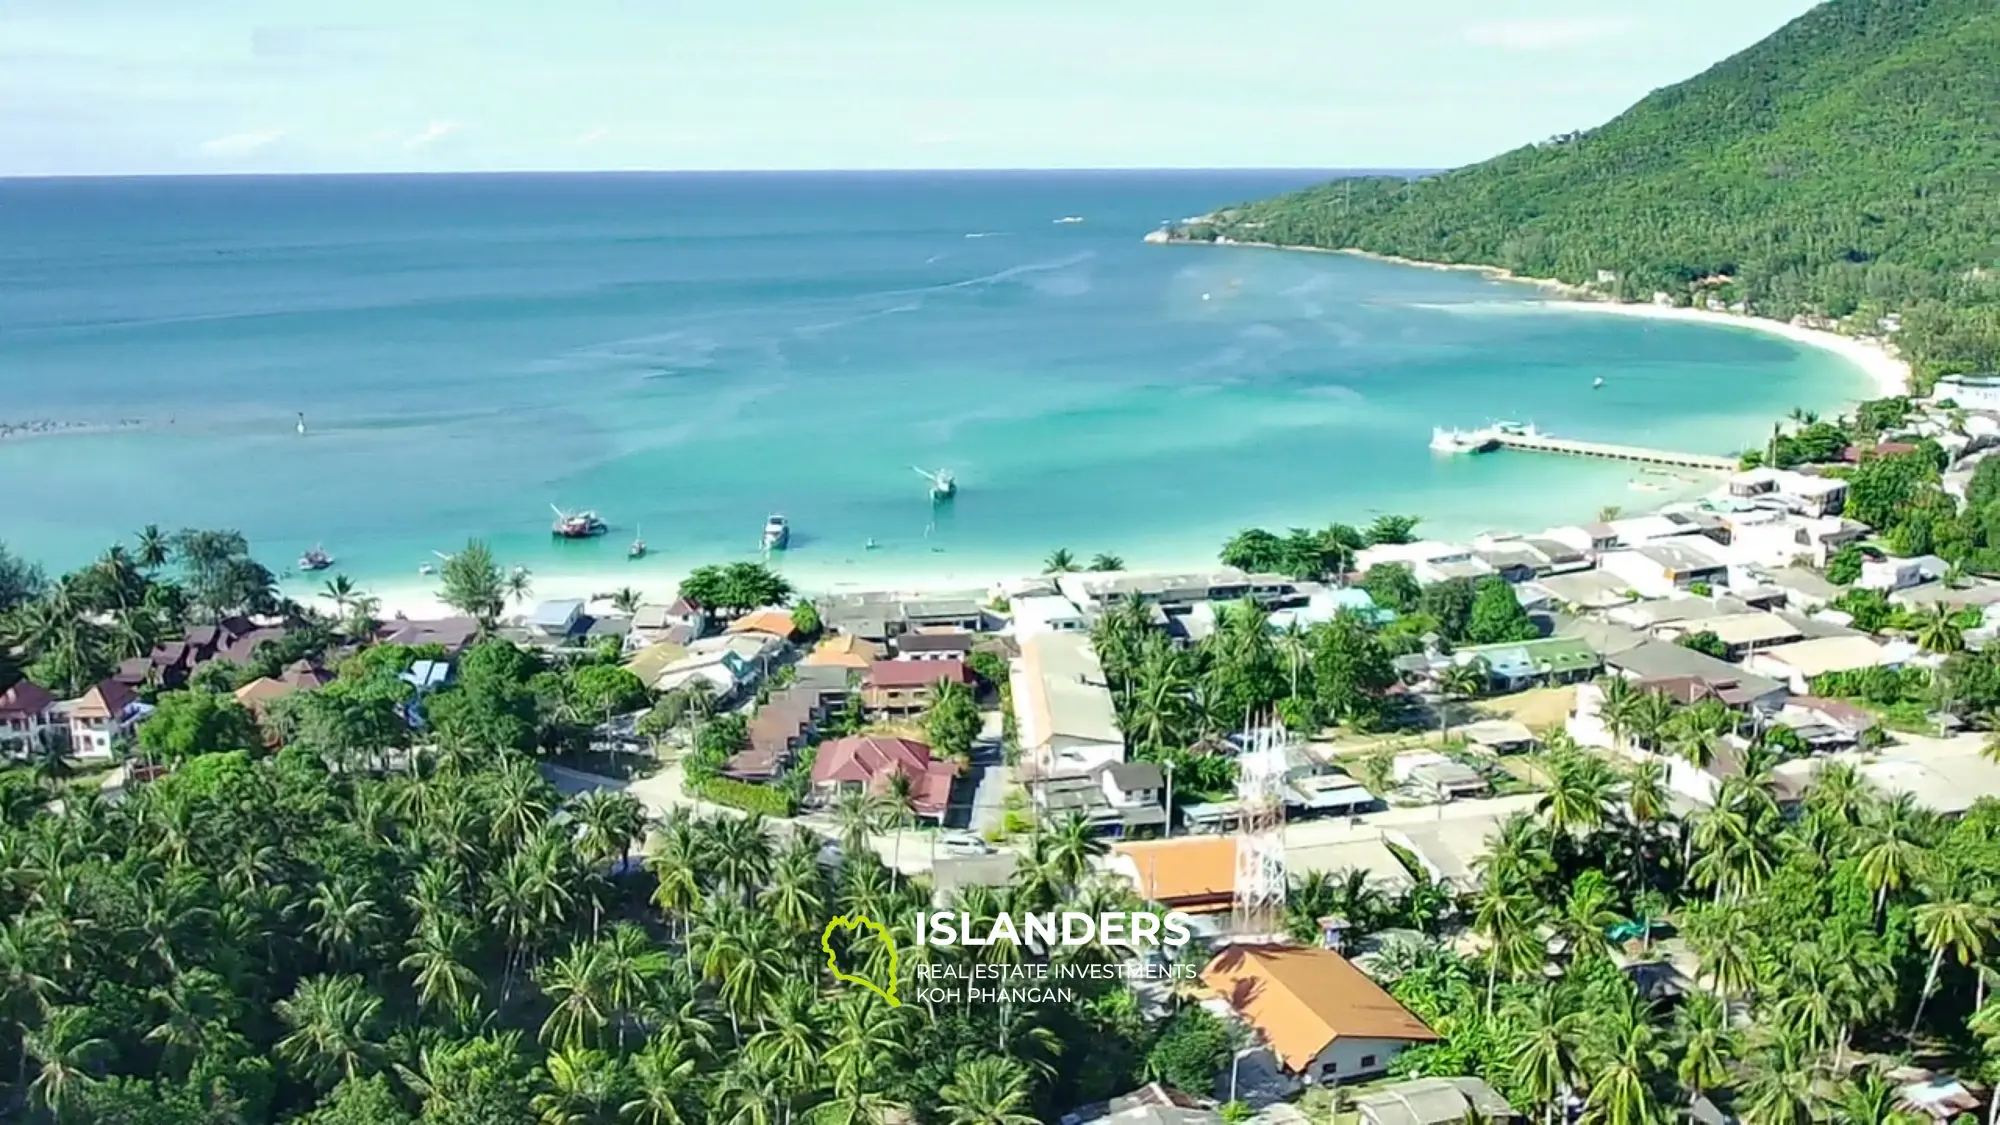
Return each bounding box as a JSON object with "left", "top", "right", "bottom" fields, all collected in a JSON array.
[
  {"left": 1013, "top": 633, "right": 1125, "bottom": 777},
  {"left": 1011, "top": 594, "right": 1091, "bottom": 639},
  {"left": 1032, "top": 760, "right": 1169, "bottom": 834},
  {"left": 1201, "top": 945, "right": 1440, "bottom": 1085},
  {"left": 374, "top": 616, "right": 481, "bottom": 653},
  {"left": 1597, "top": 540, "right": 1731, "bottom": 599},
  {"left": 802, "top": 634, "right": 885, "bottom": 670},
  {"left": 1108, "top": 836, "right": 1239, "bottom": 914},
  {"left": 809, "top": 734, "right": 957, "bottom": 820},
  {"left": 727, "top": 607, "right": 801, "bottom": 642},
  {"left": 1356, "top": 1078, "right": 1517, "bottom": 1125},
  {"left": 0, "top": 680, "right": 59, "bottom": 753},
  {"left": 890, "top": 630, "right": 975, "bottom": 662},
  {"left": 1746, "top": 635, "right": 1896, "bottom": 693},
  {"left": 61, "top": 680, "right": 150, "bottom": 759},
  {"left": 861, "top": 658, "right": 969, "bottom": 716}
]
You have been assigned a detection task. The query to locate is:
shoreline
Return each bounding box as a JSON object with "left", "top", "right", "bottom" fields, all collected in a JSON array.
[{"left": 1177, "top": 239, "right": 1911, "bottom": 401}]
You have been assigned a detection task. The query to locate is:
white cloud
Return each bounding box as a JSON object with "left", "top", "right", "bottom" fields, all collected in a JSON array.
[
  {"left": 1464, "top": 17, "right": 1635, "bottom": 51},
  {"left": 402, "top": 120, "right": 460, "bottom": 150},
  {"left": 576, "top": 126, "right": 610, "bottom": 146},
  {"left": 198, "top": 128, "right": 287, "bottom": 157}
]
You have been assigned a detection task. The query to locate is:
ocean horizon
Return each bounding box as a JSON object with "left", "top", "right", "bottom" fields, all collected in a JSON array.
[{"left": 0, "top": 169, "right": 1870, "bottom": 602}]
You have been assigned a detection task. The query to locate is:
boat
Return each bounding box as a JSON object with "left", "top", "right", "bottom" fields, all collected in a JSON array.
[
  {"left": 550, "top": 504, "right": 609, "bottom": 539},
  {"left": 629, "top": 525, "right": 647, "bottom": 560},
  {"left": 418, "top": 563, "right": 435, "bottom": 576},
  {"left": 763, "top": 514, "right": 790, "bottom": 551},
  {"left": 295, "top": 412, "right": 308, "bottom": 436},
  {"left": 1593, "top": 377, "right": 1605, "bottom": 389},
  {"left": 913, "top": 466, "right": 957, "bottom": 500},
  {"left": 297, "top": 545, "right": 334, "bottom": 572},
  {"left": 1054, "top": 215, "right": 1084, "bottom": 224},
  {"left": 1430, "top": 427, "right": 1496, "bottom": 454},
  {"left": 864, "top": 538, "right": 879, "bottom": 550}
]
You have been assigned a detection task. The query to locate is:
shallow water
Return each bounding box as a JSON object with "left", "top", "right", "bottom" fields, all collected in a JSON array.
[{"left": 0, "top": 171, "right": 1868, "bottom": 590}]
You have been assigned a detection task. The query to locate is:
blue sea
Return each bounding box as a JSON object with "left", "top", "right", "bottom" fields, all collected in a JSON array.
[{"left": 0, "top": 171, "right": 1869, "bottom": 601}]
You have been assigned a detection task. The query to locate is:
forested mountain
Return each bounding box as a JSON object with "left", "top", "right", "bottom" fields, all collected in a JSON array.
[{"left": 1181, "top": 0, "right": 2000, "bottom": 387}]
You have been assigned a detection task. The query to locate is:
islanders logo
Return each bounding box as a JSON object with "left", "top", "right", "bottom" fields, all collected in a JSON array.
[{"left": 821, "top": 914, "right": 901, "bottom": 1006}]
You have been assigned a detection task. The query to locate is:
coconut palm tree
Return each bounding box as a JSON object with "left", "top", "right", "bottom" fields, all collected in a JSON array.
[
  {"left": 1087, "top": 553, "right": 1125, "bottom": 572},
  {"left": 1580, "top": 994, "right": 1665, "bottom": 1125},
  {"left": 612, "top": 586, "right": 644, "bottom": 615},
  {"left": 531, "top": 1045, "right": 621, "bottom": 1125},
  {"left": 1910, "top": 894, "right": 1997, "bottom": 1035},
  {"left": 938, "top": 1056, "right": 1039, "bottom": 1125},
  {"left": 504, "top": 566, "right": 535, "bottom": 608},
  {"left": 1857, "top": 793, "right": 1929, "bottom": 916},
  {"left": 1042, "top": 549, "right": 1077, "bottom": 574},
  {"left": 1506, "top": 987, "right": 1586, "bottom": 1125},
  {"left": 400, "top": 912, "right": 483, "bottom": 1024},
  {"left": 1738, "top": 1025, "right": 1817, "bottom": 1125},
  {"left": 1043, "top": 811, "right": 1106, "bottom": 891},
  {"left": 622, "top": 1033, "right": 699, "bottom": 1125},
  {"left": 275, "top": 974, "right": 386, "bottom": 1090},
  {"left": 133, "top": 524, "right": 170, "bottom": 570},
  {"left": 22, "top": 1005, "right": 112, "bottom": 1117},
  {"left": 321, "top": 573, "right": 358, "bottom": 614},
  {"left": 1913, "top": 603, "right": 1966, "bottom": 654},
  {"left": 1671, "top": 991, "right": 1735, "bottom": 1102}
]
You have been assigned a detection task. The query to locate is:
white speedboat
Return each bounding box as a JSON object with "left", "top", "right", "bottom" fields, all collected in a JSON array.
[
  {"left": 763, "top": 514, "right": 790, "bottom": 551},
  {"left": 1430, "top": 427, "right": 1494, "bottom": 454}
]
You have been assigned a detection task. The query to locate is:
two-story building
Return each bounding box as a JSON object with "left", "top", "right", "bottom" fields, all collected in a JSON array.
[
  {"left": 862, "top": 659, "right": 970, "bottom": 716},
  {"left": 61, "top": 680, "right": 150, "bottom": 760},
  {"left": 0, "top": 681, "right": 58, "bottom": 755},
  {"left": 1032, "top": 760, "right": 1168, "bottom": 834},
  {"left": 1013, "top": 633, "right": 1126, "bottom": 777}
]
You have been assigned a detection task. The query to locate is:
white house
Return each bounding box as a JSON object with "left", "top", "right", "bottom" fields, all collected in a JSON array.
[
  {"left": 0, "top": 681, "right": 59, "bottom": 755},
  {"left": 1201, "top": 946, "right": 1440, "bottom": 1088},
  {"left": 60, "top": 680, "right": 151, "bottom": 760},
  {"left": 1598, "top": 540, "right": 1731, "bottom": 599},
  {"left": 1859, "top": 555, "right": 1949, "bottom": 592},
  {"left": 1011, "top": 594, "right": 1089, "bottom": 639},
  {"left": 1013, "top": 633, "right": 1125, "bottom": 777}
]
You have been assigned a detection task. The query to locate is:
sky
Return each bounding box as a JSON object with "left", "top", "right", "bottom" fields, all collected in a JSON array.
[{"left": 1, "top": 0, "right": 1827, "bottom": 176}]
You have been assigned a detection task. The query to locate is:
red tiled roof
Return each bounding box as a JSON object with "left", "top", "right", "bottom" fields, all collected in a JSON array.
[
  {"left": 864, "top": 659, "right": 969, "bottom": 689},
  {"left": 812, "top": 735, "right": 954, "bottom": 816},
  {"left": 0, "top": 680, "right": 56, "bottom": 717}
]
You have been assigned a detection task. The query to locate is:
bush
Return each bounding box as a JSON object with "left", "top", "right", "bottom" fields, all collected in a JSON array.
[
  {"left": 689, "top": 776, "right": 797, "bottom": 817},
  {"left": 1145, "top": 1007, "right": 1235, "bottom": 1097}
]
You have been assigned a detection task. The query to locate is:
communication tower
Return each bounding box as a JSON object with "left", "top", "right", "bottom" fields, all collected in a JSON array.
[{"left": 1229, "top": 715, "right": 1291, "bottom": 942}]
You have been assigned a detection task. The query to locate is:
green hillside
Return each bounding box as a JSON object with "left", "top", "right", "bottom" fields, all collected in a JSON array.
[{"left": 1185, "top": 0, "right": 2000, "bottom": 387}]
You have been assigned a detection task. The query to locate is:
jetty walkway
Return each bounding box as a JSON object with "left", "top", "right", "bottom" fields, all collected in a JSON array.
[{"left": 1489, "top": 431, "right": 1736, "bottom": 471}]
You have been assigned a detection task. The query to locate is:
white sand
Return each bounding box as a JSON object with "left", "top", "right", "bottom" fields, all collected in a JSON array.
[{"left": 1532, "top": 299, "right": 1910, "bottom": 401}]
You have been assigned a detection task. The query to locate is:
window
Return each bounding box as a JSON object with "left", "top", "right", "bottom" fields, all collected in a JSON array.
[
  {"left": 1361, "top": 1054, "right": 1378, "bottom": 1069},
  {"left": 1319, "top": 1062, "right": 1337, "bottom": 1078}
]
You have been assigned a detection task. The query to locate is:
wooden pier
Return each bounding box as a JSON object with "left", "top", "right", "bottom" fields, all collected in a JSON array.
[{"left": 1486, "top": 431, "right": 1737, "bottom": 471}]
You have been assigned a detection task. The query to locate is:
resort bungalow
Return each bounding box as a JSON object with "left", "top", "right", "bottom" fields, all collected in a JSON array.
[
  {"left": 809, "top": 734, "right": 957, "bottom": 820},
  {"left": 1055, "top": 569, "right": 1299, "bottom": 614},
  {"left": 1013, "top": 633, "right": 1126, "bottom": 777},
  {"left": 0, "top": 681, "right": 58, "bottom": 754},
  {"left": 61, "top": 680, "right": 150, "bottom": 760},
  {"left": 861, "top": 658, "right": 970, "bottom": 716},
  {"left": 1201, "top": 945, "right": 1440, "bottom": 1085}
]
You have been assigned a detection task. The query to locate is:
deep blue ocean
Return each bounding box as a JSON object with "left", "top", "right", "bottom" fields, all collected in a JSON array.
[{"left": 0, "top": 171, "right": 1867, "bottom": 603}]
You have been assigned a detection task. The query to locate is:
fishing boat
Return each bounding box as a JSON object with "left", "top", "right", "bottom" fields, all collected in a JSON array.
[
  {"left": 297, "top": 545, "right": 334, "bottom": 572},
  {"left": 913, "top": 466, "right": 957, "bottom": 500},
  {"left": 1593, "top": 377, "right": 1605, "bottom": 390},
  {"left": 763, "top": 514, "right": 790, "bottom": 551},
  {"left": 296, "top": 412, "right": 308, "bottom": 436},
  {"left": 550, "top": 504, "right": 609, "bottom": 539},
  {"left": 629, "top": 525, "right": 647, "bottom": 560}
]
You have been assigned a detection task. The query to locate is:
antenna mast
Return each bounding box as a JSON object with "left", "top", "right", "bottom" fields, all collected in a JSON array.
[{"left": 1230, "top": 714, "right": 1290, "bottom": 943}]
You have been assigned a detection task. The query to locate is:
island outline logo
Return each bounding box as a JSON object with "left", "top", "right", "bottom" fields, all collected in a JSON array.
[{"left": 820, "top": 913, "right": 900, "bottom": 1006}]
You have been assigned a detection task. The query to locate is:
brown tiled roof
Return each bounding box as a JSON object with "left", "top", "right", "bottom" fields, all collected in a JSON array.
[
  {"left": 865, "top": 659, "right": 969, "bottom": 689},
  {"left": 1112, "top": 837, "right": 1238, "bottom": 910},
  {"left": 747, "top": 689, "right": 816, "bottom": 756},
  {"left": 233, "top": 677, "right": 296, "bottom": 712},
  {"left": 70, "top": 679, "right": 136, "bottom": 720},
  {"left": 0, "top": 680, "right": 56, "bottom": 717},
  {"left": 281, "top": 660, "right": 333, "bottom": 690},
  {"left": 812, "top": 735, "right": 954, "bottom": 816},
  {"left": 1201, "top": 946, "right": 1437, "bottom": 1073}
]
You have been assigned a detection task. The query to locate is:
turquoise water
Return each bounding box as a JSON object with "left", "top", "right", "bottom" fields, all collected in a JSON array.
[{"left": 0, "top": 172, "right": 1868, "bottom": 595}]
